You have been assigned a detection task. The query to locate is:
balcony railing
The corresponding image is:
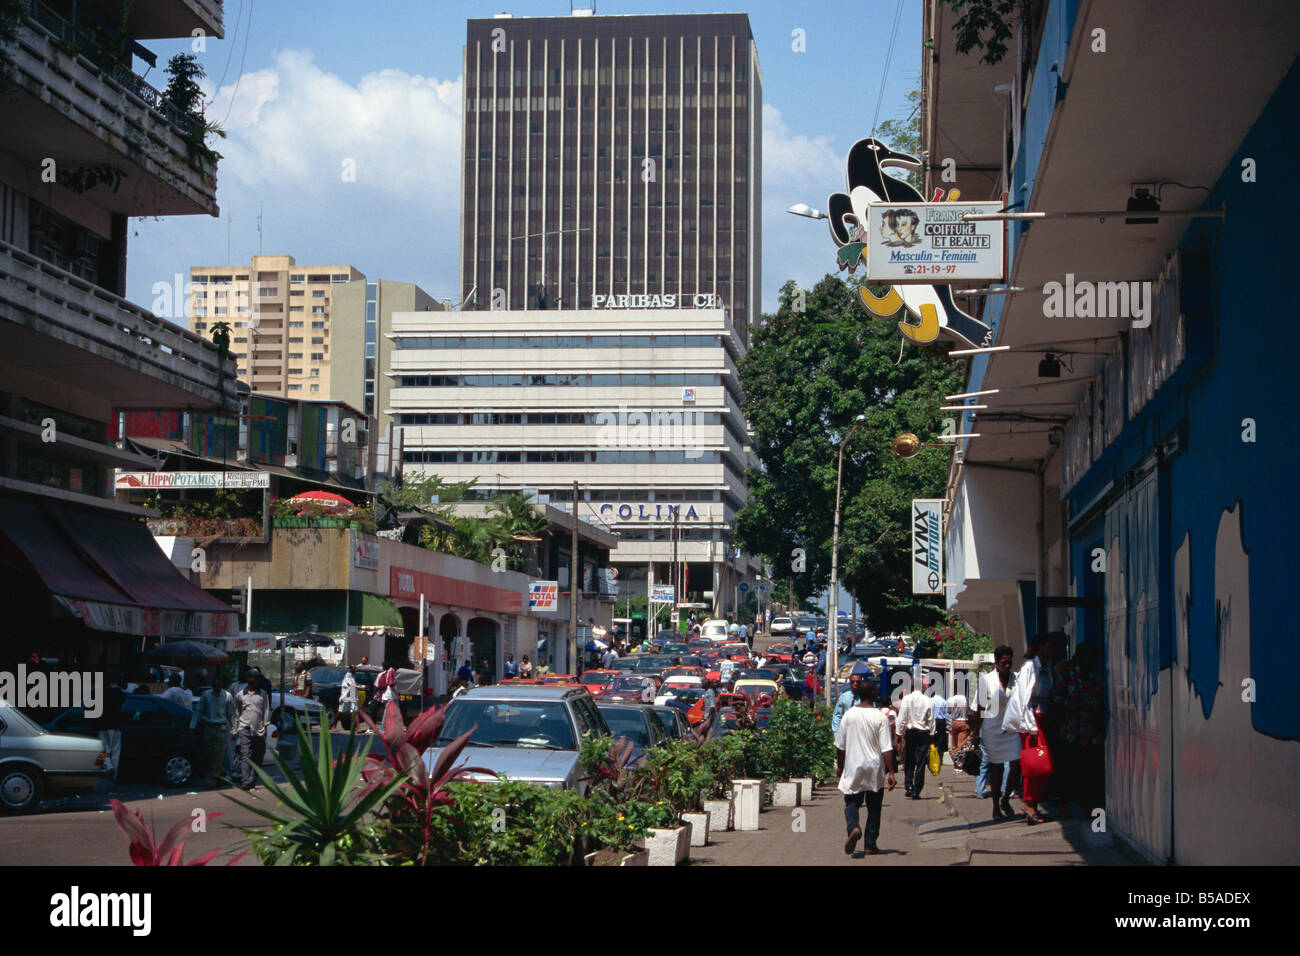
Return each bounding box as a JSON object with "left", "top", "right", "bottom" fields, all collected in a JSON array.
[
  {"left": 0, "top": 238, "right": 239, "bottom": 410},
  {"left": 20, "top": 0, "right": 204, "bottom": 139}
]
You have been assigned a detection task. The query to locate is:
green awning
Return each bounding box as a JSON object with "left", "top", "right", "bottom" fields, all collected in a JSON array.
[
  {"left": 241, "top": 589, "right": 347, "bottom": 635},
  {"left": 349, "top": 592, "right": 404, "bottom": 629}
]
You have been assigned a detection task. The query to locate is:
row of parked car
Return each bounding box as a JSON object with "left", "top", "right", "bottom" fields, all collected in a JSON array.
[{"left": 0, "top": 676, "right": 337, "bottom": 814}]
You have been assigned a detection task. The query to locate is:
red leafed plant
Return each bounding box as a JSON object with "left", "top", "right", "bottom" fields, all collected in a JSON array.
[
  {"left": 110, "top": 798, "right": 244, "bottom": 866},
  {"left": 358, "top": 700, "right": 494, "bottom": 865}
]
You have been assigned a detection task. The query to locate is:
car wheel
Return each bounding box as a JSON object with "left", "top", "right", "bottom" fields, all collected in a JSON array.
[
  {"left": 162, "top": 752, "right": 194, "bottom": 787},
  {"left": 0, "top": 764, "right": 44, "bottom": 814}
]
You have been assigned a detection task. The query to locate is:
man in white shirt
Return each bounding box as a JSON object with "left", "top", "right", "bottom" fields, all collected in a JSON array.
[
  {"left": 339, "top": 665, "right": 358, "bottom": 732},
  {"left": 948, "top": 691, "right": 969, "bottom": 751},
  {"left": 835, "top": 679, "right": 896, "bottom": 855},
  {"left": 160, "top": 673, "right": 193, "bottom": 710},
  {"left": 601, "top": 645, "right": 619, "bottom": 671},
  {"left": 894, "top": 674, "right": 936, "bottom": 799}
]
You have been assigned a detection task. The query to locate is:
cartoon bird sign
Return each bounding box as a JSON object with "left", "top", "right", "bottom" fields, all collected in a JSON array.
[{"left": 825, "top": 138, "right": 996, "bottom": 348}]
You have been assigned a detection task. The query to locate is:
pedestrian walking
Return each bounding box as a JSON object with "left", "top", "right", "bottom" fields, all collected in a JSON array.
[
  {"left": 93, "top": 674, "right": 126, "bottom": 783},
  {"left": 379, "top": 665, "right": 398, "bottom": 733},
  {"left": 831, "top": 668, "right": 866, "bottom": 738},
  {"left": 190, "top": 675, "right": 235, "bottom": 786},
  {"left": 234, "top": 673, "right": 271, "bottom": 790},
  {"left": 160, "top": 672, "right": 193, "bottom": 710},
  {"left": 835, "top": 680, "right": 896, "bottom": 856},
  {"left": 339, "top": 664, "right": 358, "bottom": 732},
  {"left": 931, "top": 692, "right": 949, "bottom": 769},
  {"left": 1004, "top": 635, "right": 1053, "bottom": 824},
  {"left": 894, "top": 675, "right": 935, "bottom": 798},
  {"left": 971, "top": 646, "right": 1022, "bottom": 820},
  {"left": 948, "top": 689, "right": 970, "bottom": 752}
]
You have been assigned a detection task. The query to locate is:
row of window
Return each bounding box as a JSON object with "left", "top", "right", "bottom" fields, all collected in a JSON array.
[
  {"left": 403, "top": 450, "right": 723, "bottom": 464},
  {"left": 394, "top": 335, "right": 721, "bottom": 350},
  {"left": 396, "top": 373, "right": 727, "bottom": 388},
  {"left": 397, "top": 411, "right": 724, "bottom": 426},
  {"left": 193, "top": 273, "right": 350, "bottom": 285},
  {"left": 468, "top": 93, "right": 748, "bottom": 112},
  {"left": 472, "top": 65, "right": 745, "bottom": 86}
]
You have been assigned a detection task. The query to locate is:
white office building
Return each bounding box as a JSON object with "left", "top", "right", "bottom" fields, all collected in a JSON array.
[{"left": 387, "top": 302, "right": 761, "bottom": 624}]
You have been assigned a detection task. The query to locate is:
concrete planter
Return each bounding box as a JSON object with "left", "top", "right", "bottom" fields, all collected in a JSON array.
[
  {"left": 681, "top": 811, "right": 710, "bottom": 847},
  {"left": 771, "top": 780, "right": 802, "bottom": 807},
  {"left": 585, "top": 849, "right": 648, "bottom": 866},
  {"left": 703, "top": 797, "right": 733, "bottom": 833},
  {"left": 733, "top": 779, "right": 762, "bottom": 831},
  {"left": 644, "top": 825, "right": 690, "bottom": 866},
  {"left": 792, "top": 777, "right": 813, "bottom": 800}
]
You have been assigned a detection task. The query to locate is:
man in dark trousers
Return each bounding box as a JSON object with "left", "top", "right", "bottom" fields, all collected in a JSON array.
[
  {"left": 894, "top": 674, "right": 936, "bottom": 798},
  {"left": 234, "top": 672, "right": 271, "bottom": 790}
]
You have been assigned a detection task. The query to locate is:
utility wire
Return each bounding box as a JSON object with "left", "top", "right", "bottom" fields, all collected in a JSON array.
[
  {"left": 871, "top": 0, "right": 907, "bottom": 137},
  {"left": 210, "top": 0, "right": 244, "bottom": 98},
  {"left": 219, "top": 0, "right": 255, "bottom": 127}
]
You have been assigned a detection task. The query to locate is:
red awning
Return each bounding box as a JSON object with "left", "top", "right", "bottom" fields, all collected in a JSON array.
[{"left": 0, "top": 496, "right": 238, "bottom": 638}]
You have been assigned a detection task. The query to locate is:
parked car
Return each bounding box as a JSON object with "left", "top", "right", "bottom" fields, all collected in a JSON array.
[
  {"left": 651, "top": 705, "right": 691, "bottom": 740},
  {"left": 770, "top": 617, "right": 794, "bottom": 635},
  {"left": 732, "top": 679, "right": 781, "bottom": 703},
  {"left": 762, "top": 644, "right": 796, "bottom": 664},
  {"left": 655, "top": 643, "right": 689, "bottom": 657},
  {"left": 578, "top": 670, "right": 622, "bottom": 695},
  {"left": 424, "top": 685, "right": 610, "bottom": 792},
  {"left": 699, "top": 619, "right": 730, "bottom": 641},
  {"left": 654, "top": 675, "right": 703, "bottom": 706},
  {"left": 595, "top": 702, "right": 669, "bottom": 760},
  {"left": 735, "top": 668, "right": 779, "bottom": 683},
  {"left": 596, "top": 674, "right": 657, "bottom": 703},
  {"left": 1, "top": 699, "right": 105, "bottom": 813},
  {"left": 719, "top": 643, "right": 751, "bottom": 662},
  {"left": 44, "top": 694, "right": 202, "bottom": 787}
]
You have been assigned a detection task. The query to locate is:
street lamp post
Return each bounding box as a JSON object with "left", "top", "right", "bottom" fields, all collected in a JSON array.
[{"left": 827, "top": 414, "right": 867, "bottom": 708}]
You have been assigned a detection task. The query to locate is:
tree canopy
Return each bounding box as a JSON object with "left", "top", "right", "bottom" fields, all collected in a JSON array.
[{"left": 734, "top": 276, "right": 963, "bottom": 632}]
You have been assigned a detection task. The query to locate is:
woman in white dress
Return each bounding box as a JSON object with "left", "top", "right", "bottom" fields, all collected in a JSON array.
[{"left": 970, "top": 646, "right": 1021, "bottom": 821}]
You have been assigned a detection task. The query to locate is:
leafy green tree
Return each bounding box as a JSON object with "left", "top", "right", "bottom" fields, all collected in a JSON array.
[
  {"left": 735, "top": 276, "right": 961, "bottom": 632},
  {"left": 940, "top": 0, "right": 1038, "bottom": 66},
  {"left": 876, "top": 88, "right": 923, "bottom": 192}
]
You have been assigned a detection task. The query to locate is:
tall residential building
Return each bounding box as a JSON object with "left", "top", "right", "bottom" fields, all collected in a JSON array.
[
  {"left": 188, "top": 255, "right": 363, "bottom": 399},
  {"left": 459, "top": 12, "right": 761, "bottom": 340}
]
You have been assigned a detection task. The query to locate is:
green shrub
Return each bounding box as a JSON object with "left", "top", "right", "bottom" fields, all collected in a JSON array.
[
  {"left": 755, "top": 699, "right": 836, "bottom": 782},
  {"left": 431, "top": 780, "right": 588, "bottom": 866}
]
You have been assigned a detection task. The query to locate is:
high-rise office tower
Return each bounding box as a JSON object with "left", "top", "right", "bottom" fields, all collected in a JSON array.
[{"left": 459, "top": 11, "right": 761, "bottom": 340}]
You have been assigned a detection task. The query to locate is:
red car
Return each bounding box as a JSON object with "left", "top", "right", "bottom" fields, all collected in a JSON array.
[
  {"left": 763, "top": 644, "right": 795, "bottom": 664},
  {"left": 719, "top": 643, "right": 751, "bottom": 663},
  {"left": 578, "top": 669, "right": 622, "bottom": 694},
  {"left": 596, "top": 674, "right": 657, "bottom": 703}
]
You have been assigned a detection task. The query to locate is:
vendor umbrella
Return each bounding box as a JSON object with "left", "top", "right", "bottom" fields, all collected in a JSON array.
[
  {"left": 585, "top": 639, "right": 609, "bottom": 652},
  {"left": 284, "top": 490, "right": 355, "bottom": 515},
  {"left": 143, "top": 640, "right": 230, "bottom": 666}
]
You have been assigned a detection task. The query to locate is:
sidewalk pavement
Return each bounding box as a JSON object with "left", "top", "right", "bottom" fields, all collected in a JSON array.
[{"left": 695, "top": 758, "right": 1141, "bottom": 866}]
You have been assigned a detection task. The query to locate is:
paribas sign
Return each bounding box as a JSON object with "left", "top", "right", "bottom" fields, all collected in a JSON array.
[
  {"left": 911, "top": 499, "right": 944, "bottom": 595},
  {"left": 591, "top": 293, "right": 722, "bottom": 309}
]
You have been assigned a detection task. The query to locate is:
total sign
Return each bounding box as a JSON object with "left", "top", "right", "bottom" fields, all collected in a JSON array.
[
  {"left": 529, "top": 581, "right": 559, "bottom": 613},
  {"left": 911, "top": 499, "right": 944, "bottom": 595}
]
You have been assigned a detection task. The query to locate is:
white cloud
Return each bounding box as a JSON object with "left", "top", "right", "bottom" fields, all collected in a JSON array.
[{"left": 128, "top": 51, "right": 465, "bottom": 310}]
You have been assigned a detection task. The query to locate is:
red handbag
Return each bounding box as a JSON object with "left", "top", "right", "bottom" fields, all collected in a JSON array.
[{"left": 1020, "top": 730, "right": 1053, "bottom": 778}]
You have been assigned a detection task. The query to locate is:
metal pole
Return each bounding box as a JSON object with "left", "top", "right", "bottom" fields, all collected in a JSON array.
[
  {"left": 246, "top": 574, "right": 252, "bottom": 632},
  {"left": 569, "top": 480, "right": 579, "bottom": 676},
  {"left": 828, "top": 418, "right": 863, "bottom": 708}
]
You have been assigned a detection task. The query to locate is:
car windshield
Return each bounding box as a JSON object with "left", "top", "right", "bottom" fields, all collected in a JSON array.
[
  {"left": 659, "top": 644, "right": 688, "bottom": 654},
  {"left": 738, "top": 669, "right": 777, "bottom": 681},
  {"left": 438, "top": 700, "right": 576, "bottom": 750},
  {"left": 653, "top": 710, "right": 683, "bottom": 737},
  {"left": 310, "top": 668, "right": 346, "bottom": 683},
  {"left": 581, "top": 673, "right": 613, "bottom": 686},
  {"left": 598, "top": 707, "right": 652, "bottom": 746}
]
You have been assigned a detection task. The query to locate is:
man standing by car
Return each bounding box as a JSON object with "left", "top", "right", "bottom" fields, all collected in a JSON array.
[
  {"left": 93, "top": 673, "right": 126, "bottom": 783},
  {"left": 836, "top": 680, "right": 896, "bottom": 856},
  {"left": 234, "top": 673, "right": 271, "bottom": 790},
  {"left": 339, "top": 665, "right": 358, "bottom": 732},
  {"left": 190, "top": 675, "right": 235, "bottom": 786},
  {"left": 895, "top": 673, "right": 935, "bottom": 799}
]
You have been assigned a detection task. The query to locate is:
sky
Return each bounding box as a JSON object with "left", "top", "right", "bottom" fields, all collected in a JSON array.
[{"left": 127, "top": 0, "right": 922, "bottom": 317}]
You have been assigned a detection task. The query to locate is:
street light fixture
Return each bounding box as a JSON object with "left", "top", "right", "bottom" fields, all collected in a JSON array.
[
  {"left": 828, "top": 413, "right": 867, "bottom": 708},
  {"left": 787, "top": 203, "right": 828, "bottom": 220}
]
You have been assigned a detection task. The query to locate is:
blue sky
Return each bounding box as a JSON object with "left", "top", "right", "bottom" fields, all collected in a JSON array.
[{"left": 129, "top": 0, "right": 921, "bottom": 316}]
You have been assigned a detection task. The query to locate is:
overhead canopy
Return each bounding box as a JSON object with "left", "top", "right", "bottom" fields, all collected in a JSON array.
[{"left": 0, "top": 496, "right": 239, "bottom": 637}]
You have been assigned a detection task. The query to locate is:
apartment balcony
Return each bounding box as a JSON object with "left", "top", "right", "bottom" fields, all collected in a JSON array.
[
  {"left": 0, "top": 238, "right": 239, "bottom": 411},
  {"left": 98, "top": 0, "right": 224, "bottom": 41},
  {"left": 1, "top": 1, "right": 222, "bottom": 217}
]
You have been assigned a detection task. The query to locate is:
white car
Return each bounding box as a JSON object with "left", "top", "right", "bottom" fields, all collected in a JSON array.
[
  {"left": 699, "top": 619, "right": 730, "bottom": 641},
  {"left": 0, "top": 699, "right": 105, "bottom": 813},
  {"left": 771, "top": 617, "right": 794, "bottom": 635},
  {"left": 654, "top": 675, "right": 703, "bottom": 706}
]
